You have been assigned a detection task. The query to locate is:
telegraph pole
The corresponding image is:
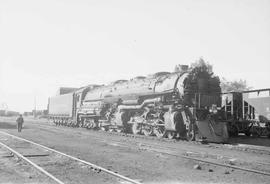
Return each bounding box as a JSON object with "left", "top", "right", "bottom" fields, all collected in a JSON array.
[{"left": 34, "top": 96, "right": 37, "bottom": 118}]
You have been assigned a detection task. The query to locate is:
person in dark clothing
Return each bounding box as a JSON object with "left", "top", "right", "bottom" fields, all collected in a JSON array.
[{"left": 16, "top": 114, "right": 24, "bottom": 132}]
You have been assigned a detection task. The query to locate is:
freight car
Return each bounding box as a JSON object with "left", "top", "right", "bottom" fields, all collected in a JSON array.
[
  {"left": 221, "top": 89, "right": 270, "bottom": 137},
  {"left": 48, "top": 64, "right": 229, "bottom": 143}
]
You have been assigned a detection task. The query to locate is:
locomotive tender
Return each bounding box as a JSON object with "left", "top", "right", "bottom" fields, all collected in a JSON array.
[{"left": 48, "top": 64, "right": 229, "bottom": 143}]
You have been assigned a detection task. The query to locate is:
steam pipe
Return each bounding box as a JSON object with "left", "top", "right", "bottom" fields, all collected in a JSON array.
[{"left": 118, "top": 97, "right": 161, "bottom": 110}]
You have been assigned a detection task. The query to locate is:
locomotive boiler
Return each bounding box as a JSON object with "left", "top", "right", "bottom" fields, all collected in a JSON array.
[{"left": 48, "top": 64, "right": 229, "bottom": 143}]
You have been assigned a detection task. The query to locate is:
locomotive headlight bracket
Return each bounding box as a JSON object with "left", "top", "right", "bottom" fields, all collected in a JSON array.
[{"left": 209, "top": 104, "right": 218, "bottom": 114}]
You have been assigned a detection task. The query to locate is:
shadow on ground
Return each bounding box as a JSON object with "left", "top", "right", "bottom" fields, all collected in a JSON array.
[
  {"left": 229, "top": 135, "right": 270, "bottom": 147},
  {"left": 0, "top": 122, "right": 28, "bottom": 130}
]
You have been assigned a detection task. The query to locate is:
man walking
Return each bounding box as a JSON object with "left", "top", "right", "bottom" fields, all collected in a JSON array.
[{"left": 16, "top": 114, "right": 24, "bottom": 132}]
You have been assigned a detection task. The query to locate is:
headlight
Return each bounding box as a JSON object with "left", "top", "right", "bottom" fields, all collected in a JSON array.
[{"left": 210, "top": 104, "right": 218, "bottom": 114}]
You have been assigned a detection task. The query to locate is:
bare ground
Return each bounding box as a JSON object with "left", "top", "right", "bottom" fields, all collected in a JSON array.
[
  {"left": 0, "top": 117, "right": 270, "bottom": 184},
  {"left": 0, "top": 146, "right": 52, "bottom": 184}
]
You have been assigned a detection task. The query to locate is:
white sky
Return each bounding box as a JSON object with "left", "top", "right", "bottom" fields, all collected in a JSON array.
[{"left": 0, "top": 0, "right": 270, "bottom": 113}]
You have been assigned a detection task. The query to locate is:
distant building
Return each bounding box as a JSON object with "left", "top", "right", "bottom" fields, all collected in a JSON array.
[
  {"left": 31, "top": 109, "right": 48, "bottom": 118},
  {"left": 57, "top": 87, "right": 78, "bottom": 95},
  {"left": 0, "top": 110, "right": 19, "bottom": 117},
  {"left": 0, "top": 110, "right": 5, "bottom": 116},
  {"left": 23, "top": 111, "right": 33, "bottom": 116}
]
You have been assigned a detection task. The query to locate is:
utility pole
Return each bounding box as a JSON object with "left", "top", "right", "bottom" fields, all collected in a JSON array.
[
  {"left": 34, "top": 96, "right": 37, "bottom": 118},
  {"left": 1, "top": 103, "right": 8, "bottom": 116}
]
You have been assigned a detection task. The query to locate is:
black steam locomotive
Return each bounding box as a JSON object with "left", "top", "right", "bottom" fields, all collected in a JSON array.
[{"left": 48, "top": 64, "right": 228, "bottom": 143}]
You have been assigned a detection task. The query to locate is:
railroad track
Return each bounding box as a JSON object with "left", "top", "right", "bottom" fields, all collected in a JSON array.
[
  {"left": 36, "top": 121, "right": 270, "bottom": 156},
  {"left": 2, "top": 127, "right": 270, "bottom": 180},
  {"left": 0, "top": 131, "right": 142, "bottom": 184},
  {"left": 2, "top": 118, "right": 270, "bottom": 156},
  {"left": 134, "top": 142, "right": 270, "bottom": 177},
  {"left": 37, "top": 125, "right": 270, "bottom": 177},
  {"left": 63, "top": 130, "right": 270, "bottom": 177},
  {"left": 2, "top": 118, "right": 270, "bottom": 178}
]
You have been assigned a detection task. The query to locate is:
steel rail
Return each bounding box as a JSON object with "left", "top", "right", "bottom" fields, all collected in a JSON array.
[
  {"left": 0, "top": 141, "right": 64, "bottom": 184},
  {"left": 137, "top": 143, "right": 270, "bottom": 177},
  {"left": 5, "top": 126, "right": 269, "bottom": 178},
  {"left": 86, "top": 132, "right": 270, "bottom": 177},
  {"left": 23, "top": 121, "right": 270, "bottom": 155},
  {"left": 0, "top": 131, "right": 142, "bottom": 184},
  {"left": 4, "top": 120, "right": 270, "bottom": 177},
  {"left": 179, "top": 153, "right": 270, "bottom": 177},
  {"left": 40, "top": 124, "right": 270, "bottom": 177}
]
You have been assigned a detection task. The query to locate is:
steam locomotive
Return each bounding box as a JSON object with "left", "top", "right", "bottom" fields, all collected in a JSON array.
[{"left": 48, "top": 64, "right": 229, "bottom": 143}]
